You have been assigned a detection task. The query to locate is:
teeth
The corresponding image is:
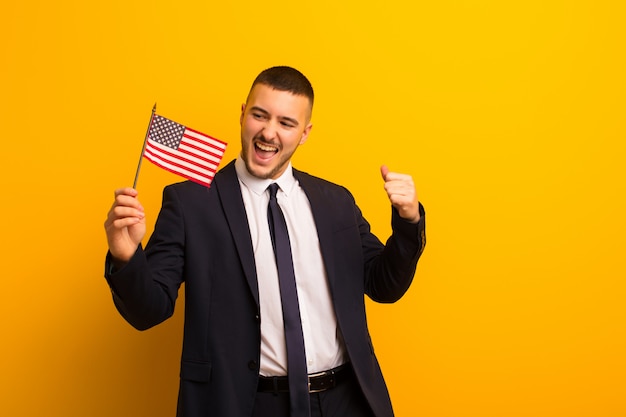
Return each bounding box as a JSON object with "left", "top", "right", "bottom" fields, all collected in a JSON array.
[{"left": 256, "top": 143, "right": 278, "bottom": 152}]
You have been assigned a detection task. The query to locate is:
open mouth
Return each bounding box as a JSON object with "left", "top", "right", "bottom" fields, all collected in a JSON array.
[{"left": 255, "top": 141, "right": 279, "bottom": 159}]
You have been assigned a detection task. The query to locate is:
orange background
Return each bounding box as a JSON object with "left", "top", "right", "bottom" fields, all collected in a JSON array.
[{"left": 1, "top": 1, "right": 625, "bottom": 416}]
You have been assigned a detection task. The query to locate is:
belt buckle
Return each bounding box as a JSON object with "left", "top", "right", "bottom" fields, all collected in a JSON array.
[{"left": 308, "top": 369, "right": 335, "bottom": 393}]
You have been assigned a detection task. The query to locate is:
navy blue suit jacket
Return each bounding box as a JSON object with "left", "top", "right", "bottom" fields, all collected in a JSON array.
[{"left": 105, "top": 160, "right": 426, "bottom": 417}]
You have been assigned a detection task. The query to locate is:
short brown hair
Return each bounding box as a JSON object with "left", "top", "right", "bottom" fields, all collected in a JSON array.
[{"left": 249, "top": 66, "right": 314, "bottom": 108}]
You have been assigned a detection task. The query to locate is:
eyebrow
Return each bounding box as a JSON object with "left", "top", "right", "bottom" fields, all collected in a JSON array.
[{"left": 249, "top": 106, "right": 299, "bottom": 127}]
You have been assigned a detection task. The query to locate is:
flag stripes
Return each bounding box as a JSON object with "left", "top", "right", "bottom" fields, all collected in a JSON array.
[{"left": 144, "top": 114, "right": 227, "bottom": 187}]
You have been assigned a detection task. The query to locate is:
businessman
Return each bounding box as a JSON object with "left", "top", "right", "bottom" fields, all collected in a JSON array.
[{"left": 104, "top": 66, "right": 426, "bottom": 417}]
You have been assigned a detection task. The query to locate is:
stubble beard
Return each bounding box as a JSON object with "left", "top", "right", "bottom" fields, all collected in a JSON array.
[{"left": 241, "top": 140, "right": 292, "bottom": 180}]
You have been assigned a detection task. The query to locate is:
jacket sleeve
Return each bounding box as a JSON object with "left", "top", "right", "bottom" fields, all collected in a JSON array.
[
  {"left": 362, "top": 203, "right": 426, "bottom": 303},
  {"left": 104, "top": 185, "right": 186, "bottom": 330}
]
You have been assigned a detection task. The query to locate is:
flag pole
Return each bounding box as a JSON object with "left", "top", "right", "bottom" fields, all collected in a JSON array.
[{"left": 132, "top": 103, "right": 157, "bottom": 189}]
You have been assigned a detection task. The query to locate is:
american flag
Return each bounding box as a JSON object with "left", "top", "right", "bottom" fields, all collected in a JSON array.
[{"left": 144, "top": 114, "right": 227, "bottom": 187}]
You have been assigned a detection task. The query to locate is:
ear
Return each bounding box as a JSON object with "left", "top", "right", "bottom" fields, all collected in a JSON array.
[
  {"left": 299, "top": 123, "right": 313, "bottom": 145},
  {"left": 240, "top": 103, "right": 246, "bottom": 125}
]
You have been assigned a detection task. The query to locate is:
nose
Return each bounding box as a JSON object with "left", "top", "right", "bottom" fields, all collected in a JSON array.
[{"left": 261, "top": 119, "right": 278, "bottom": 140}]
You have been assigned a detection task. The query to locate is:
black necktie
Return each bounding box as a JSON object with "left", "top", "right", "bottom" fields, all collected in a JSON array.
[{"left": 267, "top": 183, "right": 310, "bottom": 417}]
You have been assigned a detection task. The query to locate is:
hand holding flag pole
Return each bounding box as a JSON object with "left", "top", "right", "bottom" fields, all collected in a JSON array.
[{"left": 132, "top": 104, "right": 227, "bottom": 189}]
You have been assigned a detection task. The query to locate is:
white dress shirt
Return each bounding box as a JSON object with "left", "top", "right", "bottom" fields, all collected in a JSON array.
[{"left": 235, "top": 157, "right": 347, "bottom": 376}]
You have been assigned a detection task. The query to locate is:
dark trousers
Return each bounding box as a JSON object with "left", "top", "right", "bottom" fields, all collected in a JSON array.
[{"left": 252, "top": 370, "right": 376, "bottom": 417}]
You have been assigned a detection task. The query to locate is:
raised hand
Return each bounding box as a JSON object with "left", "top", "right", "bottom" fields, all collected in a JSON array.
[{"left": 380, "top": 165, "right": 421, "bottom": 223}]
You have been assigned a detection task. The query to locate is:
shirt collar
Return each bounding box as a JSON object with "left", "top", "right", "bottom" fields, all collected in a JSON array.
[{"left": 235, "top": 156, "right": 297, "bottom": 197}]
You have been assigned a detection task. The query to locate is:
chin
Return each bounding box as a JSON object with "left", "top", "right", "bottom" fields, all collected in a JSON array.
[{"left": 244, "top": 160, "right": 274, "bottom": 180}]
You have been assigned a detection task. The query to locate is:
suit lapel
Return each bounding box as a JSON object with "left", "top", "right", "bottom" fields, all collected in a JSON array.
[
  {"left": 294, "top": 170, "right": 337, "bottom": 292},
  {"left": 213, "top": 161, "right": 259, "bottom": 306},
  {"left": 212, "top": 165, "right": 339, "bottom": 307}
]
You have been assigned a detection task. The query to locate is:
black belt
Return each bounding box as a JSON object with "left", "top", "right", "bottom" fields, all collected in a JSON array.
[{"left": 258, "top": 364, "right": 350, "bottom": 393}]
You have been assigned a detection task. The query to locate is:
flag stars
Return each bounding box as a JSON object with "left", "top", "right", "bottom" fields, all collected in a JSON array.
[
  {"left": 149, "top": 115, "right": 185, "bottom": 150},
  {"left": 143, "top": 113, "right": 227, "bottom": 188}
]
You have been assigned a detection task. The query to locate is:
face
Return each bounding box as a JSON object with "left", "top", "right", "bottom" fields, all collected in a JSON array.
[{"left": 240, "top": 83, "right": 313, "bottom": 179}]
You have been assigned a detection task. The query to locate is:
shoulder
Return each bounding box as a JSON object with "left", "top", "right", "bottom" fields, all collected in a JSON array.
[
  {"left": 293, "top": 168, "right": 357, "bottom": 207},
  {"left": 159, "top": 181, "right": 214, "bottom": 214},
  {"left": 294, "top": 168, "right": 350, "bottom": 193},
  {"left": 163, "top": 180, "right": 209, "bottom": 196}
]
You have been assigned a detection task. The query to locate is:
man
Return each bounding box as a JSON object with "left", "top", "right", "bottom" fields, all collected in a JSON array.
[{"left": 104, "top": 66, "right": 426, "bottom": 417}]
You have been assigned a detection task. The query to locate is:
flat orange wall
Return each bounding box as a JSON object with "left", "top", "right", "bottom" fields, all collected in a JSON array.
[{"left": 1, "top": 1, "right": 625, "bottom": 416}]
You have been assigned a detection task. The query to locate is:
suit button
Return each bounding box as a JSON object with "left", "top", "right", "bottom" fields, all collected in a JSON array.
[
  {"left": 248, "top": 360, "right": 258, "bottom": 371},
  {"left": 255, "top": 315, "right": 260, "bottom": 322}
]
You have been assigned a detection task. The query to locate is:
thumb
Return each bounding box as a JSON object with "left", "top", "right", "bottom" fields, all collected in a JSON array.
[{"left": 380, "top": 165, "right": 389, "bottom": 181}]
